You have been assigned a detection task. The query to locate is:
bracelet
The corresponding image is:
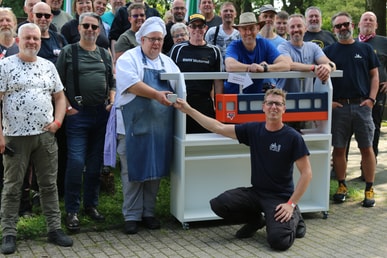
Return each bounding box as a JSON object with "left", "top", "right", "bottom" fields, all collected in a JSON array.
[
  {"left": 311, "top": 65, "right": 315, "bottom": 72},
  {"left": 53, "top": 119, "right": 61, "bottom": 128},
  {"left": 287, "top": 200, "right": 296, "bottom": 208},
  {"left": 367, "top": 97, "right": 376, "bottom": 105}
]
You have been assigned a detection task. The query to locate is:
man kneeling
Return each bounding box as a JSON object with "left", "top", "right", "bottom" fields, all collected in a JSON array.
[{"left": 174, "top": 88, "right": 312, "bottom": 251}]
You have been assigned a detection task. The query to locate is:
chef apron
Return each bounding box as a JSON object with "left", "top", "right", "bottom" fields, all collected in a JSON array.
[{"left": 121, "top": 51, "right": 174, "bottom": 181}]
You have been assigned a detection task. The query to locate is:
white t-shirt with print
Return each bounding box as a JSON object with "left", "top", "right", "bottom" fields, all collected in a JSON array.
[{"left": 0, "top": 55, "right": 64, "bottom": 136}]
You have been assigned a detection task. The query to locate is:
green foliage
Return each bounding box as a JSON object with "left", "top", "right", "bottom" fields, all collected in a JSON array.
[
  {"left": 2, "top": 0, "right": 25, "bottom": 19},
  {"left": 314, "top": 0, "right": 365, "bottom": 35},
  {"left": 1, "top": 169, "right": 171, "bottom": 240}
]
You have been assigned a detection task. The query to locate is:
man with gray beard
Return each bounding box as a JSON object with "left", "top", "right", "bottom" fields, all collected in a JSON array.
[
  {"left": 56, "top": 12, "right": 115, "bottom": 232},
  {"left": 323, "top": 11, "right": 379, "bottom": 208}
]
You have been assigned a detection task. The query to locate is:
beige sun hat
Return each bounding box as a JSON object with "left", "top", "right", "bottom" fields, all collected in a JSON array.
[{"left": 232, "top": 12, "right": 266, "bottom": 29}]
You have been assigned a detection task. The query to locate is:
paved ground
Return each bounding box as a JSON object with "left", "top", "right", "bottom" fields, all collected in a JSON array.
[{"left": 3, "top": 128, "right": 387, "bottom": 257}]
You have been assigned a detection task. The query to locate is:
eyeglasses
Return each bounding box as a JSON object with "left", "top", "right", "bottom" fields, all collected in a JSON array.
[
  {"left": 35, "top": 13, "right": 51, "bottom": 19},
  {"left": 173, "top": 33, "right": 187, "bottom": 38},
  {"left": 81, "top": 23, "right": 99, "bottom": 30},
  {"left": 334, "top": 22, "right": 350, "bottom": 29},
  {"left": 144, "top": 36, "right": 164, "bottom": 43},
  {"left": 265, "top": 101, "right": 284, "bottom": 107},
  {"left": 189, "top": 24, "right": 206, "bottom": 30},
  {"left": 131, "top": 13, "right": 145, "bottom": 19}
]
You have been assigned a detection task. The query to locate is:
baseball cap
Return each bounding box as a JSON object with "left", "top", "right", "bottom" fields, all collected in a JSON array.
[
  {"left": 259, "top": 4, "right": 277, "bottom": 14},
  {"left": 188, "top": 13, "right": 206, "bottom": 24}
]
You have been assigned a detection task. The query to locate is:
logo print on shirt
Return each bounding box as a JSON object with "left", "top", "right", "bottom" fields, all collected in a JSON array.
[
  {"left": 354, "top": 53, "right": 362, "bottom": 59},
  {"left": 270, "top": 143, "right": 281, "bottom": 152}
]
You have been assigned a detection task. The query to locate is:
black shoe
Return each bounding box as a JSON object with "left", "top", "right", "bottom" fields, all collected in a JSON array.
[
  {"left": 142, "top": 217, "right": 161, "bottom": 229},
  {"left": 65, "top": 213, "right": 80, "bottom": 232},
  {"left": 235, "top": 216, "right": 266, "bottom": 239},
  {"left": 296, "top": 220, "right": 306, "bottom": 238},
  {"left": 124, "top": 221, "right": 138, "bottom": 234},
  {"left": 85, "top": 207, "right": 105, "bottom": 221},
  {"left": 48, "top": 229, "right": 73, "bottom": 247},
  {"left": 1, "top": 235, "right": 16, "bottom": 254}
]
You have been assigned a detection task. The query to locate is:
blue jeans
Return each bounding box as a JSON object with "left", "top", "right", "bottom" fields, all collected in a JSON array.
[{"left": 64, "top": 104, "right": 108, "bottom": 213}]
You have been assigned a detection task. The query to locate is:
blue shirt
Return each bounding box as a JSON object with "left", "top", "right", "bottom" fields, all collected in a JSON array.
[{"left": 225, "top": 38, "right": 280, "bottom": 93}]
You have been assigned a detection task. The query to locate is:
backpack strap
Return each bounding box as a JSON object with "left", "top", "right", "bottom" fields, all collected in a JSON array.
[{"left": 213, "top": 25, "right": 220, "bottom": 45}]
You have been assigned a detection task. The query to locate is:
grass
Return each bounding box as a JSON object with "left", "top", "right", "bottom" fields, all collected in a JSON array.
[
  {"left": 4, "top": 168, "right": 171, "bottom": 240},
  {"left": 329, "top": 179, "right": 364, "bottom": 201}
]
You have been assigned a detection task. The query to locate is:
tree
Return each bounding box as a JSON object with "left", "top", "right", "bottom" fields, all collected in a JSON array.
[
  {"left": 366, "top": 0, "right": 386, "bottom": 36},
  {"left": 2, "top": 0, "right": 24, "bottom": 19}
]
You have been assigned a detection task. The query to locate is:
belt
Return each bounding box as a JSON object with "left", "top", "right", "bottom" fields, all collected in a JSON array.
[{"left": 333, "top": 97, "right": 365, "bottom": 105}]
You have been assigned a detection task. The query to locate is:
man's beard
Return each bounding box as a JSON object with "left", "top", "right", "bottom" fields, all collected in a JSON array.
[
  {"left": 336, "top": 30, "right": 352, "bottom": 40},
  {"left": 0, "top": 28, "right": 14, "bottom": 38}
]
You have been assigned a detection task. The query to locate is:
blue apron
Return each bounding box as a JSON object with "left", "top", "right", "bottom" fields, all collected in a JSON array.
[{"left": 121, "top": 51, "right": 174, "bottom": 182}]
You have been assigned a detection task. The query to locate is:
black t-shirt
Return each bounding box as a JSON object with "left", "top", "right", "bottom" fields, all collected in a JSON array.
[
  {"left": 109, "top": 2, "right": 160, "bottom": 41},
  {"left": 324, "top": 41, "right": 380, "bottom": 99},
  {"left": 38, "top": 30, "right": 68, "bottom": 63},
  {"left": 356, "top": 35, "right": 387, "bottom": 83},
  {"left": 303, "top": 30, "right": 337, "bottom": 49},
  {"left": 169, "top": 41, "right": 222, "bottom": 95},
  {"left": 236, "top": 123, "right": 309, "bottom": 197}
]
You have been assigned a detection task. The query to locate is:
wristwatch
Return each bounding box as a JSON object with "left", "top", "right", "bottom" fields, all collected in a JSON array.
[
  {"left": 261, "top": 63, "right": 268, "bottom": 72},
  {"left": 328, "top": 62, "right": 335, "bottom": 70}
]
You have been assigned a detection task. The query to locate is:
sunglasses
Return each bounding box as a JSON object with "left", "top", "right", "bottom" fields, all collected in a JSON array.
[
  {"left": 81, "top": 23, "right": 99, "bottom": 30},
  {"left": 334, "top": 22, "right": 350, "bottom": 29},
  {"left": 131, "top": 13, "right": 145, "bottom": 19},
  {"left": 35, "top": 13, "right": 51, "bottom": 19},
  {"left": 189, "top": 24, "right": 206, "bottom": 30}
]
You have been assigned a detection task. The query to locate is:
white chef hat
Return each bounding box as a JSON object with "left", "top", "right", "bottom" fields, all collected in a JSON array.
[{"left": 135, "top": 16, "right": 167, "bottom": 44}]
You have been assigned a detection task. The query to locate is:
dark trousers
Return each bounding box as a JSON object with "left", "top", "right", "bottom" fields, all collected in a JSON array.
[{"left": 210, "top": 187, "right": 302, "bottom": 251}]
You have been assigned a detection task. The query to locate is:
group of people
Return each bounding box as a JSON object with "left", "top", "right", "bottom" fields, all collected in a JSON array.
[{"left": 0, "top": 0, "right": 385, "bottom": 255}]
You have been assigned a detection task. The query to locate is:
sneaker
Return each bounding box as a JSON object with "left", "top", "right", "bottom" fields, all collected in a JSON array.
[
  {"left": 1, "top": 235, "right": 16, "bottom": 254},
  {"left": 47, "top": 229, "right": 73, "bottom": 247},
  {"left": 142, "top": 217, "right": 161, "bottom": 229},
  {"left": 362, "top": 187, "right": 375, "bottom": 208},
  {"left": 333, "top": 183, "right": 348, "bottom": 203},
  {"left": 235, "top": 215, "right": 266, "bottom": 239}
]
